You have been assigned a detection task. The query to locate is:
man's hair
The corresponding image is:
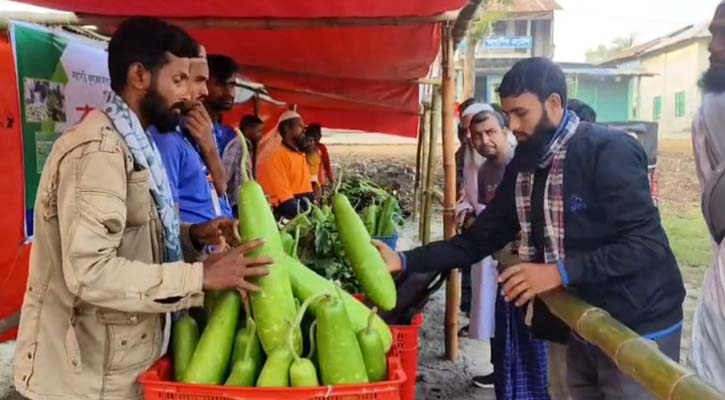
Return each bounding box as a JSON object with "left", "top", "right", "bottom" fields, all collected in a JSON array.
[
  {"left": 240, "top": 114, "right": 263, "bottom": 130},
  {"left": 207, "top": 54, "right": 239, "bottom": 82},
  {"left": 497, "top": 57, "right": 568, "bottom": 106},
  {"left": 567, "top": 98, "right": 597, "bottom": 122},
  {"left": 471, "top": 110, "right": 507, "bottom": 129},
  {"left": 278, "top": 118, "right": 297, "bottom": 137},
  {"left": 306, "top": 123, "right": 322, "bottom": 138},
  {"left": 108, "top": 17, "right": 199, "bottom": 93}
]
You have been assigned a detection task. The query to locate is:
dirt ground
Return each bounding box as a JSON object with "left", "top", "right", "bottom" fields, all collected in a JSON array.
[{"left": 0, "top": 138, "right": 709, "bottom": 400}]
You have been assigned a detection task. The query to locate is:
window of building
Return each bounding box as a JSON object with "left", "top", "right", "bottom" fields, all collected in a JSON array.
[
  {"left": 515, "top": 20, "right": 528, "bottom": 36},
  {"left": 653, "top": 96, "right": 662, "bottom": 121},
  {"left": 493, "top": 20, "right": 507, "bottom": 36},
  {"left": 675, "top": 91, "right": 686, "bottom": 117}
]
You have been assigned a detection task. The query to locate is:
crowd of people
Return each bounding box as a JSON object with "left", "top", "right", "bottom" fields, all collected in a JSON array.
[
  {"left": 10, "top": 2, "right": 725, "bottom": 399},
  {"left": 371, "top": 4, "right": 725, "bottom": 399},
  {"left": 11, "top": 16, "right": 333, "bottom": 400},
  {"left": 376, "top": 56, "right": 685, "bottom": 400}
]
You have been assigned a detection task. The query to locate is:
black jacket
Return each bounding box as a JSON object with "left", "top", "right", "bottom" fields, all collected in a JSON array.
[{"left": 404, "top": 123, "right": 685, "bottom": 336}]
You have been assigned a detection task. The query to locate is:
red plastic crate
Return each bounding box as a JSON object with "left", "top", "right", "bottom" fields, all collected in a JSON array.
[
  {"left": 389, "top": 313, "right": 423, "bottom": 400},
  {"left": 139, "top": 356, "right": 406, "bottom": 400}
]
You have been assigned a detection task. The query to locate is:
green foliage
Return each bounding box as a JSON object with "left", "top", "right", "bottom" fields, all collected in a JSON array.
[{"left": 661, "top": 208, "right": 712, "bottom": 268}]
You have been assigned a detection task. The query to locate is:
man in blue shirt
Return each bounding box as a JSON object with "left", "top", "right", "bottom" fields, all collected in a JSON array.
[
  {"left": 204, "top": 54, "right": 239, "bottom": 156},
  {"left": 152, "top": 49, "right": 234, "bottom": 225}
]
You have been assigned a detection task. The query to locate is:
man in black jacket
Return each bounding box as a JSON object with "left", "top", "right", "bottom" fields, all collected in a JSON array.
[{"left": 375, "top": 58, "right": 685, "bottom": 400}]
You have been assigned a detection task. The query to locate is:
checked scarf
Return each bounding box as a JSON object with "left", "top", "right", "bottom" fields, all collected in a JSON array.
[
  {"left": 104, "top": 90, "right": 182, "bottom": 262},
  {"left": 515, "top": 111, "right": 580, "bottom": 263}
]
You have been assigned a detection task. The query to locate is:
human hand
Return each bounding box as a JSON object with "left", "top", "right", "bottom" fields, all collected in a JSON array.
[
  {"left": 372, "top": 239, "right": 402, "bottom": 273},
  {"left": 463, "top": 213, "right": 476, "bottom": 230},
  {"left": 190, "top": 218, "right": 235, "bottom": 249},
  {"left": 185, "top": 103, "right": 215, "bottom": 151},
  {"left": 499, "top": 263, "right": 562, "bottom": 307},
  {"left": 202, "top": 239, "right": 272, "bottom": 292}
]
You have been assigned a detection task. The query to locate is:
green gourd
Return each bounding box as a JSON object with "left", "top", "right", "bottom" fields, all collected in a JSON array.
[
  {"left": 172, "top": 315, "right": 199, "bottom": 382},
  {"left": 182, "top": 291, "right": 241, "bottom": 384},
  {"left": 314, "top": 294, "right": 368, "bottom": 385},
  {"left": 286, "top": 255, "right": 392, "bottom": 352},
  {"left": 332, "top": 193, "right": 396, "bottom": 311},
  {"left": 357, "top": 308, "right": 387, "bottom": 382}
]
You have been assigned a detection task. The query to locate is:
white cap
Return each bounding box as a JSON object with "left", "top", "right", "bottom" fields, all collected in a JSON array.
[
  {"left": 461, "top": 103, "right": 493, "bottom": 118},
  {"left": 278, "top": 110, "right": 302, "bottom": 126}
]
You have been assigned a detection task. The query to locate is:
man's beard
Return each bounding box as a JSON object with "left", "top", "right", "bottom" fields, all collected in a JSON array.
[
  {"left": 142, "top": 88, "right": 183, "bottom": 132},
  {"left": 515, "top": 111, "right": 557, "bottom": 171},
  {"left": 700, "top": 66, "right": 725, "bottom": 94},
  {"left": 294, "top": 135, "right": 310, "bottom": 152}
]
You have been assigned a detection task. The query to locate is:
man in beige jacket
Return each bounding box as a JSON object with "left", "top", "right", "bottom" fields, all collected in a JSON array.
[{"left": 13, "top": 17, "right": 270, "bottom": 400}]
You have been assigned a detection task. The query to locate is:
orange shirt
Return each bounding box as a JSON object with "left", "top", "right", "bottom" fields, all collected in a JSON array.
[
  {"left": 307, "top": 150, "right": 322, "bottom": 184},
  {"left": 257, "top": 143, "right": 313, "bottom": 206}
]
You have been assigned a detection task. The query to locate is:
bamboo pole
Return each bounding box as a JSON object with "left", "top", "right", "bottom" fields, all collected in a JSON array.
[
  {"left": 441, "top": 22, "right": 460, "bottom": 361},
  {"left": 413, "top": 106, "right": 430, "bottom": 223},
  {"left": 422, "top": 89, "right": 441, "bottom": 245},
  {"left": 75, "top": 11, "right": 460, "bottom": 31},
  {"left": 253, "top": 94, "right": 260, "bottom": 117},
  {"left": 418, "top": 105, "right": 431, "bottom": 240},
  {"left": 0, "top": 311, "right": 20, "bottom": 336},
  {"left": 540, "top": 290, "right": 725, "bottom": 400},
  {"left": 451, "top": 0, "right": 486, "bottom": 47}
]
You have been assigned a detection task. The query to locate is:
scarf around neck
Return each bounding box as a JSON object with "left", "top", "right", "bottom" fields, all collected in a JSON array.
[
  {"left": 515, "top": 111, "right": 580, "bottom": 263},
  {"left": 103, "top": 90, "right": 182, "bottom": 262}
]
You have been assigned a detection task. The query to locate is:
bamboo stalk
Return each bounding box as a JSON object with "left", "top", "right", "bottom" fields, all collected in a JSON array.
[
  {"left": 540, "top": 290, "right": 725, "bottom": 400},
  {"left": 422, "top": 89, "right": 441, "bottom": 245},
  {"left": 451, "top": 0, "right": 486, "bottom": 47},
  {"left": 412, "top": 107, "right": 430, "bottom": 223},
  {"left": 253, "top": 94, "right": 260, "bottom": 117},
  {"left": 0, "top": 311, "right": 20, "bottom": 336},
  {"left": 441, "top": 22, "right": 460, "bottom": 361},
  {"left": 76, "top": 11, "right": 460, "bottom": 31},
  {"left": 418, "top": 106, "right": 431, "bottom": 240}
]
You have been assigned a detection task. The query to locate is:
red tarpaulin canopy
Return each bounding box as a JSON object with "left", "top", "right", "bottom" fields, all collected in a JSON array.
[{"left": 19, "top": 0, "right": 467, "bottom": 137}]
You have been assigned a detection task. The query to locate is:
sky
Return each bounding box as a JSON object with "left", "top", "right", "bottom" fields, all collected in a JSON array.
[
  {"left": 554, "top": 0, "right": 721, "bottom": 62},
  {"left": 0, "top": 0, "right": 722, "bottom": 62}
]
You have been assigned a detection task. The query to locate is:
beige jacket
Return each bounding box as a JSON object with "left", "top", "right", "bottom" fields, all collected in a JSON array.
[{"left": 14, "top": 110, "right": 205, "bottom": 400}]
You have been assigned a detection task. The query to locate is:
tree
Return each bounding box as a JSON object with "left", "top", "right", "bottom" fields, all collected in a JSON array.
[
  {"left": 585, "top": 34, "right": 637, "bottom": 64},
  {"left": 462, "top": 0, "right": 512, "bottom": 99}
]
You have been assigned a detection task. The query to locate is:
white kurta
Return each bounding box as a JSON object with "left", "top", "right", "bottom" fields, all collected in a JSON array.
[
  {"left": 455, "top": 145, "right": 498, "bottom": 340},
  {"left": 688, "top": 93, "right": 725, "bottom": 392}
]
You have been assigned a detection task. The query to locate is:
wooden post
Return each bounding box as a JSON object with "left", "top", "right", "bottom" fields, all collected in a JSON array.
[
  {"left": 441, "top": 22, "right": 460, "bottom": 361},
  {"left": 413, "top": 106, "right": 430, "bottom": 223},
  {"left": 422, "top": 90, "right": 441, "bottom": 245}
]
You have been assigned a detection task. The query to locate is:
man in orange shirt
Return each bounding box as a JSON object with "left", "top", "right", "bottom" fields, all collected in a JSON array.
[{"left": 257, "top": 110, "right": 314, "bottom": 219}]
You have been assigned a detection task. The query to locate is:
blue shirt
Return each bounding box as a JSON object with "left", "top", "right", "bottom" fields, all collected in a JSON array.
[
  {"left": 151, "top": 127, "right": 233, "bottom": 224},
  {"left": 213, "top": 122, "right": 236, "bottom": 156}
]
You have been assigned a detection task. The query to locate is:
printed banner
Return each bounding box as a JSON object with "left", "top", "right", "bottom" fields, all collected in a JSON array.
[{"left": 10, "top": 22, "right": 109, "bottom": 236}]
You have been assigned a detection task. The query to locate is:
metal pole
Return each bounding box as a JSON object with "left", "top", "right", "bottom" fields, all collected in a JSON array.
[{"left": 441, "top": 22, "right": 460, "bottom": 361}]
